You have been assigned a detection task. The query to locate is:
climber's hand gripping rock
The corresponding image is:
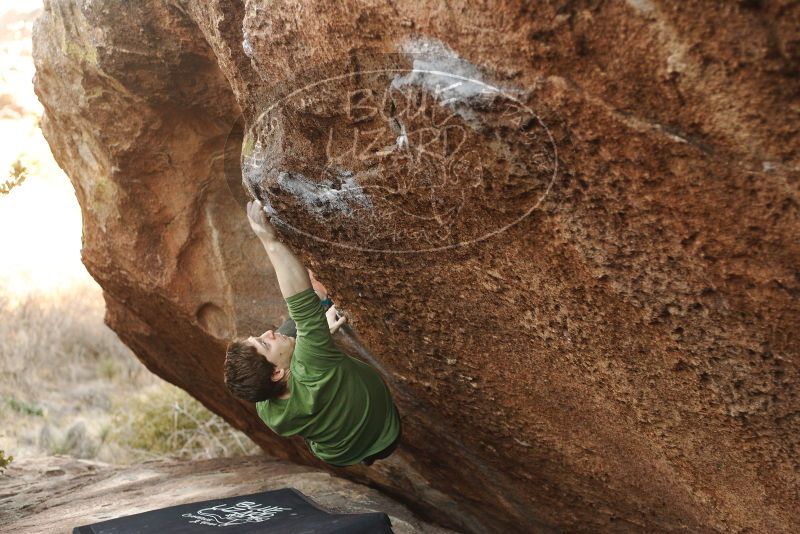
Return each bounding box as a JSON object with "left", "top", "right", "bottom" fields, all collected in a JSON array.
[{"left": 247, "top": 199, "right": 276, "bottom": 242}]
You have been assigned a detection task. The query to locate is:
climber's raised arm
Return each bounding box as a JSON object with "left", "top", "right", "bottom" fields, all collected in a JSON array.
[{"left": 247, "top": 199, "right": 311, "bottom": 299}]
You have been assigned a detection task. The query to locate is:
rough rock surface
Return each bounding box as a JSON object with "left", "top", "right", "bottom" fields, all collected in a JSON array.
[
  {"left": 1, "top": 455, "right": 455, "bottom": 533},
  {"left": 33, "top": 1, "right": 799, "bottom": 532}
]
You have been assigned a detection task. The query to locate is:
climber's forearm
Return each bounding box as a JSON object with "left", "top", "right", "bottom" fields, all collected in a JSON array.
[{"left": 260, "top": 237, "right": 312, "bottom": 299}]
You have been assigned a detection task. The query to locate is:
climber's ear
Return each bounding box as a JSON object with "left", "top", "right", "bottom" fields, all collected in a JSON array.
[{"left": 271, "top": 367, "right": 286, "bottom": 383}]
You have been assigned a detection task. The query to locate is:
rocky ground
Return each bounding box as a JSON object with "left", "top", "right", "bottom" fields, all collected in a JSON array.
[{"left": 1, "top": 455, "right": 455, "bottom": 533}]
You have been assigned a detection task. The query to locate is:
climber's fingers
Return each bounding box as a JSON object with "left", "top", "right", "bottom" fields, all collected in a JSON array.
[
  {"left": 329, "top": 315, "right": 347, "bottom": 334},
  {"left": 326, "top": 305, "right": 347, "bottom": 334},
  {"left": 246, "top": 200, "right": 276, "bottom": 240}
]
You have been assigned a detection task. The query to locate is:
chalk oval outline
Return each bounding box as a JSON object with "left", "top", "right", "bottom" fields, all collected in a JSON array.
[{"left": 243, "top": 67, "right": 558, "bottom": 254}]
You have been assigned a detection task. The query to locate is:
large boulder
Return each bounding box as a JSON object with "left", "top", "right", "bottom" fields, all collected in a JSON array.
[{"left": 33, "top": 1, "right": 799, "bottom": 532}]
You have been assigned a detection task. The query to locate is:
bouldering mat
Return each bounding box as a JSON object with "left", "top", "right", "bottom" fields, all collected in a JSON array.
[{"left": 72, "top": 487, "right": 393, "bottom": 533}]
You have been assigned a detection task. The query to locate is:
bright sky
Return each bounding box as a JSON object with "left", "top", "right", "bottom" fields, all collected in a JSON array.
[{"left": 0, "top": 1, "right": 93, "bottom": 299}]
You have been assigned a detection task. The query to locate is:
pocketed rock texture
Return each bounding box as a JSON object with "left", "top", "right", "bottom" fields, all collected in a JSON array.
[
  {"left": 33, "top": 1, "right": 799, "bottom": 533},
  {"left": 1, "top": 456, "right": 455, "bottom": 533}
]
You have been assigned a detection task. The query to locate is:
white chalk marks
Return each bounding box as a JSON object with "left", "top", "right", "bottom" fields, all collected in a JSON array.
[{"left": 240, "top": 38, "right": 558, "bottom": 253}]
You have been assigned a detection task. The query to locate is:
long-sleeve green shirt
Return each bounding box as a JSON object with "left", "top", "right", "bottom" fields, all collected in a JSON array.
[{"left": 256, "top": 288, "right": 400, "bottom": 466}]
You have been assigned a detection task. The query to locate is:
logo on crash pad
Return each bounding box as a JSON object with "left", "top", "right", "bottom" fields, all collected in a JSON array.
[{"left": 181, "top": 500, "right": 292, "bottom": 527}]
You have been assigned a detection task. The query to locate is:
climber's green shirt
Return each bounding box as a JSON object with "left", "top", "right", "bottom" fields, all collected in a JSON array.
[{"left": 256, "top": 288, "right": 400, "bottom": 466}]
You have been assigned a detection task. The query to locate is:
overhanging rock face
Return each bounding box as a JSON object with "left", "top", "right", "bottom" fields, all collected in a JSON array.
[{"left": 34, "top": 1, "right": 799, "bottom": 532}]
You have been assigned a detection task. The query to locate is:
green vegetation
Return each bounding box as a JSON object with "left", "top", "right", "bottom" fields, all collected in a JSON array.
[
  {"left": 0, "top": 450, "right": 13, "bottom": 473},
  {"left": 6, "top": 397, "right": 44, "bottom": 416},
  {"left": 97, "top": 356, "right": 119, "bottom": 381}
]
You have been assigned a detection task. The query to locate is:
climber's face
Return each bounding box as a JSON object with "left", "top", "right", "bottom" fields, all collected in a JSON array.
[{"left": 246, "top": 330, "right": 294, "bottom": 379}]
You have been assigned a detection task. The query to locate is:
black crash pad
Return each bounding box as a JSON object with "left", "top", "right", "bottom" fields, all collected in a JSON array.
[{"left": 72, "top": 487, "right": 393, "bottom": 533}]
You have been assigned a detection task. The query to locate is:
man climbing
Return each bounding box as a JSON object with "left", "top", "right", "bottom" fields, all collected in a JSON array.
[{"left": 223, "top": 199, "right": 402, "bottom": 467}]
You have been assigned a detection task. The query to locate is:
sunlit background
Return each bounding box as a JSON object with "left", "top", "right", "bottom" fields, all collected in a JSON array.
[
  {"left": 0, "top": 0, "right": 86, "bottom": 298},
  {"left": 0, "top": 1, "right": 256, "bottom": 468}
]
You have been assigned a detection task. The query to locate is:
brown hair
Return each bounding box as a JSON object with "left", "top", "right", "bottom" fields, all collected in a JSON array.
[{"left": 224, "top": 339, "right": 287, "bottom": 402}]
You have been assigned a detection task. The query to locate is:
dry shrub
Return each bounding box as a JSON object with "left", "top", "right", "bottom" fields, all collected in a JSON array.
[
  {"left": 108, "top": 383, "right": 258, "bottom": 461},
  {"left": 0, "top": 159, "right": 27, "bottom": 195},
  {"left": 0, "top": 281, "right": 145, "bottom": 395},
  {"left": 1, "top": 282, "right": 258, "bottom": 463}
]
